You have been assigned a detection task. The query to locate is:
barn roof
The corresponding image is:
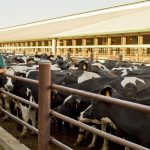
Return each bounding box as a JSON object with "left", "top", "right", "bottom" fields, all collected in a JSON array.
[{"left": 0, "top": 1, "right": 150, "bottom": 42}]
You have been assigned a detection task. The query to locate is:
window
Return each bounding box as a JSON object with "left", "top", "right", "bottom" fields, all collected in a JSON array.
[
  {"left": 86, "top": 38, "right": 93, "bottom": 45},
  {"left": 98, "top": 38, "right": 107, "bottom": 45},
  {"left": 59, "top": 40, "right": 63, "bottom": 46},
  {"left": 66, "top": 39, "right": 72, "bottom": 46},
  {"left": 143, "top": 35, "right": 150, "bottom": 44},
  {"left": 76, "top": 39, "right": 82, "bottom": 45},
  {"left": 111, "top": 37, "right": 121, "bottom": 45},
  {"left": 44, "top": 41, "right": 48, "bottom": 46},
  {"left": 126, "top": 36, "right": 138, "bottom": 44}
]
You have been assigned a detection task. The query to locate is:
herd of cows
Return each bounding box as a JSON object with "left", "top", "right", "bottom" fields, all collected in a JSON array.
[{"left": 0, "top": 53, "right": 150, "bottom": 149}]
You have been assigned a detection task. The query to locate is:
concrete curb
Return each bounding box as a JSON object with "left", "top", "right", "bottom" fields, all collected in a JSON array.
[{"left": 0, "top": 127, "right": 30, "bottom": 150}]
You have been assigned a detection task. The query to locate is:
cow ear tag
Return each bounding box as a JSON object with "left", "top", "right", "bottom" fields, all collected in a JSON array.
[
  {"left": 83, "top": 65, "right": 86, "bottom": 69},
  {"left": 105, "top": 91, "right": 110, "bottom": 97}
]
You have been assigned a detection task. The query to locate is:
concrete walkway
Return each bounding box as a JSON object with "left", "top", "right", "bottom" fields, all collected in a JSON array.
[{"left": 0, "top": 127, "right": 30, "bottom": 150}]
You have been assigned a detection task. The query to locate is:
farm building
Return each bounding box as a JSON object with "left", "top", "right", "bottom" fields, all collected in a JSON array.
[{"left": 0, "top": 0, "right": 150, "bottom": 62}]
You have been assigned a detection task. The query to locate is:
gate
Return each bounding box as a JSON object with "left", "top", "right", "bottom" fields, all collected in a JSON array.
[{"left": 0, "top": 60, "right": 150, "bottom": 150}]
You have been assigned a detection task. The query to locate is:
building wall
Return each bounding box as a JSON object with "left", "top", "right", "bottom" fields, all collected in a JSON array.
[{"left": 0, "top": 32, "right": 150, "bottom": 62}]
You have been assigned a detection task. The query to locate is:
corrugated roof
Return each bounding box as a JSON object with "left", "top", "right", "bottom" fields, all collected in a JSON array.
[
  {"left": 0, "top": 1, "right": 150, "bottom": 42},
  {"left": 52, "top": 6, "right": 150, "bottom": 38}
]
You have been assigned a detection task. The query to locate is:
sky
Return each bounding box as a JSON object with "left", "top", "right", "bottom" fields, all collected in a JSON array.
[{"left": 0, "top": 0, "right": 141, "bottom": 29}]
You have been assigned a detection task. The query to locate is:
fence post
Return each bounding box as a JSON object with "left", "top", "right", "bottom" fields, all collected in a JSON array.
[{"left": 38, "top": 60, "right": 51, "bottom": 150}]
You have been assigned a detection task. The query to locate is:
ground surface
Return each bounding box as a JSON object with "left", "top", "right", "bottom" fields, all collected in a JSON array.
[{"left": 0, "top": 116, "right": 124, "bottom": 150}]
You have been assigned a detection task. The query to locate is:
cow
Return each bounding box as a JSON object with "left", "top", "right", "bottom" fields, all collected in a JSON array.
[
  {"left": 10, "top": 70, "right": 38, "bottom": 137},
  {"left": 77, "top": 85, "right": 150, "bottom": 149},
  {"left": 8, "top": 68, "right": 101, "bottom": 137},
  {"left": 52, "top": 69, "right": 101, "bottom": 85},
  {"left": 105, "top": 75, "right": 150, "bottom": 98},
  {"left": 56, "top": 95, "right": 92, "bottom": 128},
  {"left": 111, "top": 66, "right": 139, "bottom": 76},
  {"left": 89, "top": 62, "right": 116, "bottom": 77},
  {"left": 74, "top": 75, "right": 150, "bottom": 149},
  {"left": 4, "top": 55, "right": 29, "bottom": 65},
  {"left": 102, "top": 60, "right": 118, "bottom": 70},
  {"left": 75, "top": 85, "right": 115, "bottom": 149},
  {"left": 1, "top": 64, "right": 39, "bottom": 122},
  {"left": 55, "top": 77, "right": 117, "bottom": 148}
]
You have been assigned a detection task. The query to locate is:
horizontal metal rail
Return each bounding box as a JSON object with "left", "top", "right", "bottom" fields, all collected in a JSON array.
[
  {"left": 0, "top": 108, "right": 71, "bottom": 150},
  {"left": 50, "top": 137, "right": 73, "bottom": 150},
  {"left": 0, "top": 89, "right": 38, "bottom": 109},
  {"left": 50, "top": 110, "right": 149, "bottom": 150},
  {"left": 1, "top": 44, "right": 150, "bottom": 49},
  {"left": 52, "top": 84, "right": 150, "bottom": 113},
  {"left": 0, "top": 108, "right": 38, "bottom": 134},
  {"left": 5, "top": 74, "right": 39, "bottom": 85}
]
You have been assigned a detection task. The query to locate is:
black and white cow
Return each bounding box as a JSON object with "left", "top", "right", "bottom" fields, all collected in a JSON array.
[
  {"left": 106, "top": 75, "right": 150, "bottom": 98},
  {"left": 1, "top": 64, "right": 38, "bottom": 122},
  {"left": 10, "top": 70, "right": 38, "bottom": 136},
  {"left": 8, "top": 67, "right": 101, "bottom": 136},
  {"left": 74, "top": 75, "right": 150, "bottom": 149},
  {"left": 55, "top": 77, "right": 117, "bottom": 148},
  {"left": 89, "top": 62, "right": 116, "bottom": 77},
  {"left": 75, "top": 85, "right": 116, "bottom": 149},
  {"left": 78, "top": 86, "right": 150, "bottom": 148},
  {"left": 52, "top": 69, "right": 101, "bottom": 85}
]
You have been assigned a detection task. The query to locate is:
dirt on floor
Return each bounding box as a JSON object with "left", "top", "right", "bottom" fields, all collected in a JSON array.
[{"left": 0, "top": 115, "right": 124, "bottom": 150}]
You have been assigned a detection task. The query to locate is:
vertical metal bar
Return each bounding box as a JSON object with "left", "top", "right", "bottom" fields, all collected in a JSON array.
[{"left": 38, "top": 60, "right": 51, "bottom": 150}]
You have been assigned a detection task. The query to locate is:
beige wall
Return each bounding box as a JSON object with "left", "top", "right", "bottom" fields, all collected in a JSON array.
[{"left": 0, "top": 33, "right": 150, "bottom": 62}]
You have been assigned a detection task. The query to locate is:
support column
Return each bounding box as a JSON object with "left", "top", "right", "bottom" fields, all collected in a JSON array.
[
  {"left": 138, "top": 35, "right": 143, "bottom": 61},
  {"left": 25, "top": 42, "right": 28, "bottom": 55},
  {"left": 56, "top": 40, "right": 60, "bottom": 56},
  {"left": 16, "top": 43, "right": 19, "bottom": 54},
  {"left": 30, "top": 42, "right": 33, "bottom": 56},
  {"left": 121, "top": 36, "right": 126, "bottom": 56},
  {"left": 20, "top": 42, "right": 24, "bottom": 55},
  {"left": 72, "top": 39, "right": 76, "bottom": 58},
  {"left": 35, "top": 41, "right": 39, "bottom": 55},
  {"left": 41, "top": 41, "right": 45, "bottom": 54},
  {"left": 107, "top": 37, "right": 111, "bottom": 58},
  {"left": 94, "top": 38, "right": 98, "bottom": 60},
  {"left": 82, "top": 38, "right": 86, "bottom": 57},
  {"left": 48, "top": 40, "right": 51, "bottom": 55},
  {"left": 11, "top": 43, "right": 15, "bottom": 54},
  {"left": 121, "top": 36, "right": 126, "bottom": 61},
  {"left": 12, "top": 43, "right": 16, "bottom": 55},
  {"left": 63, "top": 40, "right": 67, "bottom": 56},
  {"left": 52, "top": 39, "right": 56, "bottom": 55}
]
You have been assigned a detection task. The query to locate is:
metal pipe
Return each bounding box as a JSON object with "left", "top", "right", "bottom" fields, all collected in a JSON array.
[
  {"left": 0, "top": 89, "right": 38, "bottom": 109},
  {"left": 5, "top": 74, "right": 39, "bottom": 85},
  {"left": 0, "top": 108, "right": 38, "bottom": 133},
  {"left": 50, "top": 137, "right": 73, "bottom": 150},
  {"left": 52, "top": 84, "right": 150, "bottom": 113},
  {"left": 51, "top": 110, "right": 149, "bottom": 150},
  {"left": 38, "top": 60, "right": 51, "bottom": 150}
]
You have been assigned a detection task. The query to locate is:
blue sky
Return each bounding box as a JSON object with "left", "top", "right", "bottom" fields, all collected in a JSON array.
[{"left": 0, "top": 0, "right": 140, "bottom": 28}]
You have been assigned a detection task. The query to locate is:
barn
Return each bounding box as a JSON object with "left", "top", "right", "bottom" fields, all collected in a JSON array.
[{"left": 0, "top": 0, "right": 150, "bottom": 62}]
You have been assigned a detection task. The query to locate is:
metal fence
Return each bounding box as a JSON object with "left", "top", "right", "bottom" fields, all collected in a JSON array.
[{"left": 0, "top": 60, "right": 150, "bottom": 150}]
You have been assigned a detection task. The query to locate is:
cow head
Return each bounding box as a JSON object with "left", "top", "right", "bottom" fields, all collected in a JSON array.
[
  {"left": 100, "top": 85, "right": 113, "bottom": 96},
  {"left": 5, "top": 67, "right": 14, "bottom": 91},
  {"left": 57, "top": 95, "right": 91, "bottom": 119}
]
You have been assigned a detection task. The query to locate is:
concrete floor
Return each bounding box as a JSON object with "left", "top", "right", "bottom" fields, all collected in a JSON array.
[{"left": 0, "top": 127, "right": 30, "bottom": 150}]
